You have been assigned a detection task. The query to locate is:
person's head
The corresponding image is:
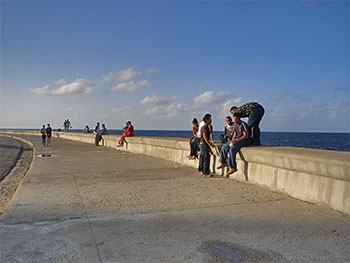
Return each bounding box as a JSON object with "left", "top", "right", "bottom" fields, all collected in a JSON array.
[
  {"left": 233, "top": 113, "right": 241, "bottom": 124},
  {"left": 230, "top": 106, "right": 238, "bottom": 115},
  {"left": 127, "top": 121, "right": 132, "bottom": 125},
  {"left": 42, "top": 125, "right": 45, "bottom": 128},
  {"left": 97, "top": 122, "right": 100, "bottom": 125},
  {"left": 47, "top": 123, "right": 50, "bottom": 127},
  {"left": 102, "top": 123, "right": 105, "bottom": 128},
  {"left": 203, "top": 115, "right": 212, "bottom": 124},
  {"left": 225, "top": 116, "right": 232, "bottom": 124},
  {"left": 203, "top": 113, "right": 211, "bottom": 120},
  {"left": 192, "top": 118, "right": 198, "bottom": 125}
]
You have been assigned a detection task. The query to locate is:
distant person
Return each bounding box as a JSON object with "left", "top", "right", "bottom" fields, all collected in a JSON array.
[
  {"left": 198, "top": 115, "right": 215, "bottom": 177},
  {"left": 63, "top": 119, "right": 71, "bottom": 132},
  {"left": 96, "top": 123, "right": 108, "bottom": 146},
  {"left": 40, "top": 125, "right": 47, "bottom": 147},
  {"left": 117, "top": 121, "right": 134, "bottom": 147},
  {"left": 188, "top": 118, "right": 199, "bottom": 160},
  {"left": 122, "top": 122, "right": 128, "bottom": 134},
  {"left": 94, "top": 122, "right": 100, "bottom": 134},
  {"left": 219, "top": 116, "right": 234, "bottom": 143},
  {"left": 46, "top": 123, "right": 52, "bottom": 146},
  {"left": 230, "top": 102, "right": 264, "bottom": 146},
  {"left": 217, "top": 114, "right": 249, "bottom": 177},
  {"left": 83, "top": 125, "right": 91, "bottom": 133},
  {"left": 66, "top": 119, "right": 72, "bottom": 131},
  {"left": 100, "top": 123, "right": 108, "bottom": 136}
]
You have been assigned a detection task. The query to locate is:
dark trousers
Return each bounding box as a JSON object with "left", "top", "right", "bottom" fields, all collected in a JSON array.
[
  {"left": 198, "top": 143, "right": 210, "bottom": 175},
  {"left": 190, "top": 139, "right": 199, "bottom": 157},
  {"left": 41, "top": 135, "right": 46, "bottom": 146},
  {"left": 247, "top": 105, "right": 265, "bottom": 144},
  {"left": 95, "top": 134, "right": 101, "bottom": 145}
]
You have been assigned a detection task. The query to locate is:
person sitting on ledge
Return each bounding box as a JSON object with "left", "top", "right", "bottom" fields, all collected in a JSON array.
[
  {"left": 217, "top": 113, "right": 249, "bottom": 177},
  {"left": 188, "top": 118, "right": 199, "bottom": 160},
  {"left": 117, "top": 121, "right": 134, "bottom": 147},
  {"left": 83, "top": 125, "right": 91, "bottom": 133},
  {"left": 219, "top": 116, "right": 234, "bottom": 143}
]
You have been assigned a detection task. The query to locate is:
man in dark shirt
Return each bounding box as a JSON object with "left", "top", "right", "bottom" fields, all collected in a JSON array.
[
  {"left": 217, "top": 114, "right": 249, "bottom": 177},
  {"left": 230, "top": 102, "right": 264, "bottom": 145},
  {"left": 46, "top": 123, "right": 52, "bottom": 146},
  {"left": 198, "top": 115, "right": 215, "bottom": 177}
]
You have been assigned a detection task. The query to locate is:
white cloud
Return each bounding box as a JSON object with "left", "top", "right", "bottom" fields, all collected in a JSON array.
[
  {"left": 110, "top": 80, "right": 150, "bottom": 93},
  {"left": 221, "top": 98, "right": 244, "bottom": 113},
  {"left": 31, "top": 67, "right": 157, "bottom": 97},
  {"left": 192, "top": 90, "right": 230, "bottom": 105},
  {"left": 101, "top": 67, "right": 157, "bottom": 84},
  {"left": 140, "top": 93, "right": 176, "bottom": 106},
  {"left": 51, "top": 79, "right": 97, "bottom": 96},
  {"left": 31, "top": 84, "right": 50, "bottom": 95},
  {"left": 139, "top": 90, "right": 234, "bottom": 120}
]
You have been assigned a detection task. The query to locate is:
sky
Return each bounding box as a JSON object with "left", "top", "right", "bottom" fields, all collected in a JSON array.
[{"left": 1, "top": 0, "right": 349, "bottom": 132}]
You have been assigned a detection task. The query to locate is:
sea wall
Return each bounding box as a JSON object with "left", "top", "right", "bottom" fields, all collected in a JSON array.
[{"left": 1, "top": 130, "right": 349, "bottom": 215}]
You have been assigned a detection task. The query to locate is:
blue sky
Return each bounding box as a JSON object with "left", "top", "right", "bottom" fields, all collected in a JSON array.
[{"left": 1, "top": 0, "right": 349, "bottom": 132}]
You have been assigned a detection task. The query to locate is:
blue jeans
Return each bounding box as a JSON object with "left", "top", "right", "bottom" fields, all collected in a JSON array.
[
  {"left": 220, "top": 140, "right": 249, "bottom": 169},
  {"left": 198, "top": 143, "right": 210, "bottom": 175},
  {"left": 41, "top": 135, "right": 46, "bottom": 146},
  {"left": 247, "top": 105, "right": 265, "bottom": 144},
  {"left": 229, "top": 140, "right": 249, "bottom": 169},
  {"left": 220, "top": 142, "right": 231, "bottom": 165}
]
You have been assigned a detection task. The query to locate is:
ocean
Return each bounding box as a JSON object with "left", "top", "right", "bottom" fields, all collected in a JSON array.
[{"left": 3, "top": 129, "right": 350, "bottom": 152}]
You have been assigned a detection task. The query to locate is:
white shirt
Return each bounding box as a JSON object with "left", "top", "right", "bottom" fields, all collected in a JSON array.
[{"left": 197, "top": 120, "right": 205, "bottom": 137}]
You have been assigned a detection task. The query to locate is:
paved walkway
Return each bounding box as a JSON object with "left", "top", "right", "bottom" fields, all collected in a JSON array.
[
  {"left": 0, "top": 135, "right": 349, "bottom": 263},
  {"left": 0, "top": 136, "right": 23, "bottom": 181}
]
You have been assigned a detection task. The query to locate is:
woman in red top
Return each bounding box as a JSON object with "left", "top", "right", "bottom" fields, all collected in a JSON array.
[{"left": 117, "top": 121, "right": 134, "bottom": 147}]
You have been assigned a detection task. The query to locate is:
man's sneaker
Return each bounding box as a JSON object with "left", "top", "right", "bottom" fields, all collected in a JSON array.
[
  {"left": 217, "top": 164, "right": 228, "bottom": 169},
  {"left": 117, "top": 144, "right": 122, "bottom": 147}
]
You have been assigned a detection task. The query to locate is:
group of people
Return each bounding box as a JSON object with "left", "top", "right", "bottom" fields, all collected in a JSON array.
[
  {"left": 40, "top": 124, "right": 53, "bottom": 147},
  {"left": 189, "top": 102, "right": 265, "bottom": 177},
  {"left": 63, "top": 119, "right": 71, "bottom": 132},
  {"left": 94, "top": 122, "right": 108, "bottom": 146},
  {"left": 92, "top": 121, "right": 134, "bottom": 147}
]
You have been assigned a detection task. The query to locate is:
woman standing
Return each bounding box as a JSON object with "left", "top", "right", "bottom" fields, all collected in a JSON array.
[{"left": 40, "top": 125, "right": 47, "bottom": 147}]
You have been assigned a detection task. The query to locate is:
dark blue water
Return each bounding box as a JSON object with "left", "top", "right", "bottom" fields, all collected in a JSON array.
[{"left": 3, "top": 129, "right": 349, "bottom": 152}]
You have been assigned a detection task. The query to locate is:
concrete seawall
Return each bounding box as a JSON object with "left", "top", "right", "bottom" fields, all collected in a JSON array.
[{"left": 1, "top": 130, "right": 349, "bottom": 215}]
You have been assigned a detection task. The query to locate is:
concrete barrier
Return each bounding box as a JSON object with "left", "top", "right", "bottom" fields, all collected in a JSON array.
[{"left": 1, "top": 130, "right": 349, "bottom": 215}]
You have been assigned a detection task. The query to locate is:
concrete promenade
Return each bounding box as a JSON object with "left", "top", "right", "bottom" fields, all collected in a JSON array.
[{"left": 0, "top": 135, "right": 349, "bottom": 262}]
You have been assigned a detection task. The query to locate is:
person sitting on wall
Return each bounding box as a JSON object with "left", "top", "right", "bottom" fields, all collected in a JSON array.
[
  {"left": 188, "top": 118, "right": 199, "bottom": 160},
  {"left": 219, "top": 116, "right": 234, "bottom": 143},
  {"left": 117, "top": 121, "right": 134, "bottom": 147},
  {"left": 83, "top": 125, "right": 91, "bottom": 133},
  {"left": 217, "top": 113, "right": 249, "bottom": 177}
]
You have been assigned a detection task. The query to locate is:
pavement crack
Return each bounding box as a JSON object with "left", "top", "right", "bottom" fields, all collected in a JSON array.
[{"left": 71, "top": 174, "right": 104, "bottom": 263}]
